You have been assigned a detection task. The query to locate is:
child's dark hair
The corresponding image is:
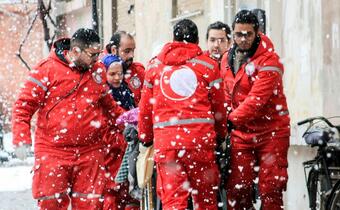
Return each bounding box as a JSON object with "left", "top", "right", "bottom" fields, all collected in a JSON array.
[{"left": 173, "top": 19, "right": 199, "bottom": 44}]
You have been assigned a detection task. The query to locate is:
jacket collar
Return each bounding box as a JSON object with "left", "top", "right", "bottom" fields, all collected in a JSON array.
[{"left": 157, "top": 41, "right": 202, "bottom": 66}]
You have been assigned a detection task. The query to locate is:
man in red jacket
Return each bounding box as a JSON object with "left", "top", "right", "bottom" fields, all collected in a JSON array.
[
  {"left": 12, "top": 28, "right": 124, "bottom": 210},
  {"left": 204, "top": 21, "right": 232, "bottom": 61},
  {"left": 138, "top": 19, "right": 227, "bottom": 210},
  {"left": 105, "top": 31, "right": 145, "bottom": 105},
  {"left": 221, "top": 10, "right": 290, "bottom": 210}
]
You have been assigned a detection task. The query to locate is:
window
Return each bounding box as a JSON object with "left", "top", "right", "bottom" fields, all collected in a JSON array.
[{"left": 172, "top": 0, "right": 204, "bottom": 18}]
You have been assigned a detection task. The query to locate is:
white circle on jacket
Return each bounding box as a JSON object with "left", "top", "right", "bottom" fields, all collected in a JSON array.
[{"left": 160, "top": 66, "right": 198, "bottom": 101}]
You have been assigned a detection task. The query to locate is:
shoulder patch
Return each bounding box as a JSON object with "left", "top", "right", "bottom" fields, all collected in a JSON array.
[
  {"left": 92, "top": 68, "right": 104, "bottom": 84},
  {"left": 129, "top": 76, "right": 142, "bottom": 89}
]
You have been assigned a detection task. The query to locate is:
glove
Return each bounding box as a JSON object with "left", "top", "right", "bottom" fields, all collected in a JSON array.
[{"left": 14, "top": 144, "right": 31, "bottom": 161}]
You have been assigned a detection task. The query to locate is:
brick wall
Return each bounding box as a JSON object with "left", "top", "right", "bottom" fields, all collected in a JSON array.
[{"left": 0, "top": 3, "right": 44, "bottom": 132}]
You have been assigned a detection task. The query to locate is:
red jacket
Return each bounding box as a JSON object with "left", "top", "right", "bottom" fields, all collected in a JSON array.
[
  {"left": 138, "top": 41, "right": 227, "bottom": 151},
  {"left": 12, "top": 38, "right": 124, "bottom": 156},
  {"left": 125, "top": 62, "right": 145, "bottom": 105},
  {"left": 221, "top": 34, "right": 290, "bottom": 139}
]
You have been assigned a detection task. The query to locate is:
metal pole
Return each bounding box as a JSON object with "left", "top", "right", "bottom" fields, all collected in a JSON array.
[{"left": 92, "top": 0, "right": 99, "bottom": 33}]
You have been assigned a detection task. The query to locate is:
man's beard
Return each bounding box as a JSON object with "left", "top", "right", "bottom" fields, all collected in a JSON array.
[
  {"left": 122, "top": 57, "right": 133, "bottom": 72},
  {"left": 235, "top": 35, "right": 261, "bottom": 53},
  {"left": 235, "top": 44, "right": 251, "bottom": 53},
  {"left": 73, "top": 60, "right": 90, "bottom": 72},
  {"left": 126, "top": 58, "right": 133, "bottom": 68}
]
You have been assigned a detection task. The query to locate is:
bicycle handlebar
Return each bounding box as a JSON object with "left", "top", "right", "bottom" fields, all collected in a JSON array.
[
  {"left": 297, "top": 116, "right": 334, "bottom": 127},
  {"left": 297, "top": 118, "right": 312, "bottom": 126}
]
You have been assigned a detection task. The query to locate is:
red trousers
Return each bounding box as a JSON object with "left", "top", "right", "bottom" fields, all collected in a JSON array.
[
  {"left": 32, "top": 149, "right": 106, "bottom": 210},
  {"left": 155, "top": 150, "right": 220, "bottom": 210},
  {"left": 103, "top": 181, "right": 140, "bottom": 210},
  {"left": 225, "top": 135, "right": 289, "bottom": 210}
]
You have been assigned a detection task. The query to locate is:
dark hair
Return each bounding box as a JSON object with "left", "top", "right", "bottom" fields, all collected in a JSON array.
[
  {"left": 206, "top": 21, "right": 231, "bottom": 41},
  {"left": 70, "top": 28, "right": 100, "bottom": 50},
  {"left": 232, "top": 10, "right": 259, "bottom": 32},
  {"left": 106, "top": 31, "right": 134, "bottom": 53},
  {"left": 173, "top": 19, "right": 199, "bottom": 44}
]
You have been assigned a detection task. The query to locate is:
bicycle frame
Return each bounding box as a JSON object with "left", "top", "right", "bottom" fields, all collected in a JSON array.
[
  {"left": 299, "top": 116, "right": 340, "bottom": 210},
  {"left": 308, "top": 147, "right": 333, "bottom": 187}
]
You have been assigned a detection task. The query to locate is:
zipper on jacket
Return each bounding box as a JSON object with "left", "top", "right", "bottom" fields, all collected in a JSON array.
[{"left": 45, "top": 73, "right": 85, "bottom": 120}]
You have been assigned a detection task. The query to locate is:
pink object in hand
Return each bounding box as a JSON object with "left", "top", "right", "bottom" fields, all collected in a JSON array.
[{"left": 116, "top": 108, "right": 139, "bottom": 125}]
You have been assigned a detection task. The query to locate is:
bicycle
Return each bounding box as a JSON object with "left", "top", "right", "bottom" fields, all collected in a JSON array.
[{"left": 298, "top": 116, "right": 340, "bottom": 210}]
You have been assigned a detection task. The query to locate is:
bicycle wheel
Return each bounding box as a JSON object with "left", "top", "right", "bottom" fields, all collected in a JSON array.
[
  {"left": 328, "top": 182, "right": 340, "bottom": 210},
  {"left": 307, "top": 169, "right": 327, "bottom": 210}
]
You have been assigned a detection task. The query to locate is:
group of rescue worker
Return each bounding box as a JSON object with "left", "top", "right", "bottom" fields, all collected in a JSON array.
[{"left": 11, "top": 9, "right": 290, "bottom": 210}]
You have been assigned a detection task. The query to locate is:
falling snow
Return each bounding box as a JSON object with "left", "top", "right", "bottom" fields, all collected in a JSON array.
[{"left": 0, "top": 1, "right": 339, "bottom": 210}]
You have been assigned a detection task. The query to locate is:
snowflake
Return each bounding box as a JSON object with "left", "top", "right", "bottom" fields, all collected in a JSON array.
[
  {"left": 178, "top": 150, "right": 186, "bottom": 158},
  {"left": 60, "top": 128, "right": 67, "bottom": 134},
  {"left": 90, "top": 120, "right": 101, "bottom": 128}
]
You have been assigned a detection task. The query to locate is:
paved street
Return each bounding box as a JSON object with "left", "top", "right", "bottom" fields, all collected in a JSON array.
[
  {"left": 0, "top": 190, "right": 36, "bottom": 210},
  {"left": 0, "top": 157, "right": 36, "bottom": 210}
]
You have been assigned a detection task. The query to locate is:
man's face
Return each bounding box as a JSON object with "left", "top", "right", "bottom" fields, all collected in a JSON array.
[
  {"left": 117, "top": 35, "right": 135, "bottom": 68},
  {"left": 233, "top": 23, "right": 257, "bottom": 51},
  {"left": 72, "top": 44, "right": 101, "bottom": 70},
  {"left": 207, "top": 29, "right": 231, "bottom": 59}
]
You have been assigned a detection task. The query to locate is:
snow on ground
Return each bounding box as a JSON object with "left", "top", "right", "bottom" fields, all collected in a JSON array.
[
  {"left": 1, "top": 133, "right": 34, "bottom": 192},
  {"left": 0, "top": 161, "right": 36, "bottom": 210},
  {"left": 0, "top": 164, "right": 33, "bottom": 192},
  {"left": 0, "top": 158, "right": 36, "bottom": 210},
  {"left": 0, "top": 190, "right": 36, "bottom": 210},
  {"left": 0, "top": 132, "right": 36, "bottom": 210}
]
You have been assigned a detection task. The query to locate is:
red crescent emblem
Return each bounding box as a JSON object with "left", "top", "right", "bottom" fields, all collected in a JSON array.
[{"left": 160, "top": 65, "right": 198, "bottom": 101}]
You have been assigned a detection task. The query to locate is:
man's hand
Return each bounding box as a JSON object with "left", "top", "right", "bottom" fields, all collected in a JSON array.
[{"left": 14, "top": 144, "right": 31, "bottom": 161}]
